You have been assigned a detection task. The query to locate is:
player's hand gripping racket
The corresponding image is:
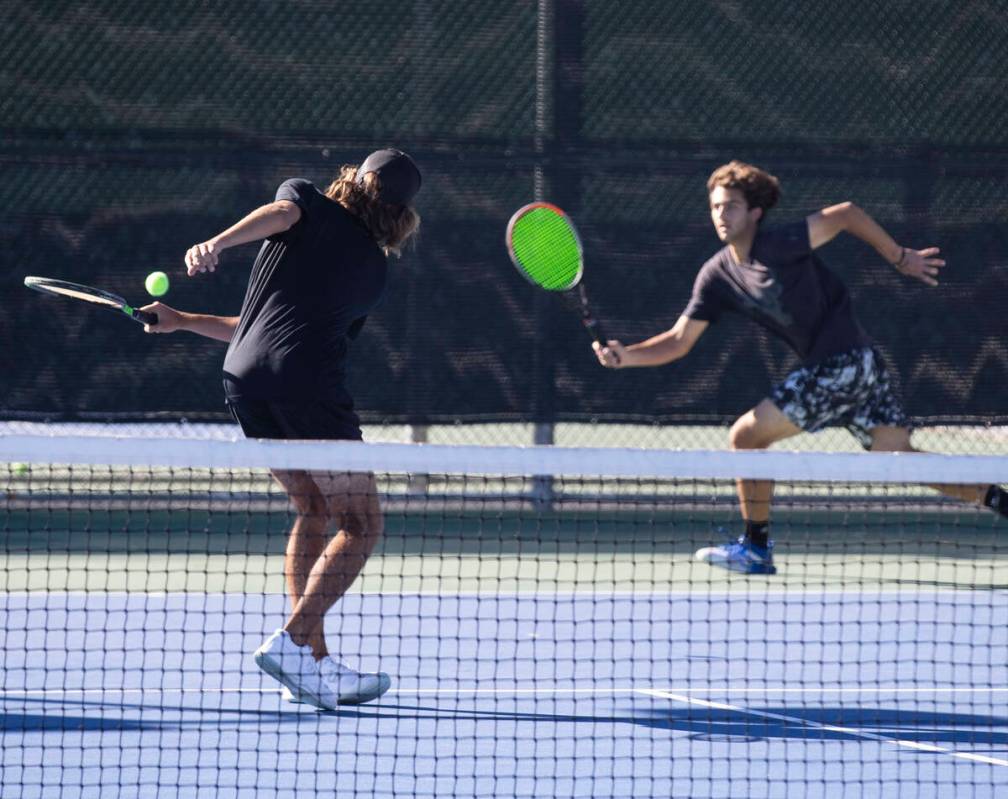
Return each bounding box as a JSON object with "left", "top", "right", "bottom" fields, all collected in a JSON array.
[
  {"left": 24, "top": 276, "right": 158, "bottom": 326},
  {"left": 505, "top": 202, "right": 617, "bottom": 361}
]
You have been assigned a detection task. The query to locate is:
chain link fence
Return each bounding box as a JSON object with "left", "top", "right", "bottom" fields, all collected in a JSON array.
[{"left": 3, "top": 1, "right": 1006, "bottom": 449}]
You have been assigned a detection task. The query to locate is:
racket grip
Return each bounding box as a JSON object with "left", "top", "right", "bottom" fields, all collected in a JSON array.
[
  {"left": 583, "top": 317, "right": 608, "bottom": 347},
  {"left": 133, "top": 309, "right": 158, "bottom": 326},
  {"left": 583, "top": 318, "right": 622, "bottom": 365}
]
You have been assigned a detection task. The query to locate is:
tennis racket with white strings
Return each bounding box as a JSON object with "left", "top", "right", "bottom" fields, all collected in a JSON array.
[
  {"left": 505, "top": 202, "right": 616, "bottom": 359},
  {"left": 24, "top": 276, "right": 158, "bottom": 326}
]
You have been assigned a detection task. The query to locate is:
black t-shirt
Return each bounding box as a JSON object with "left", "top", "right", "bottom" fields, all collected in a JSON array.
[
  {"left": 223, "top": 179, "right": 388, "bottom": 401},
  {"left": 683, "top": 220, "right": 871, "bottom": 364}
]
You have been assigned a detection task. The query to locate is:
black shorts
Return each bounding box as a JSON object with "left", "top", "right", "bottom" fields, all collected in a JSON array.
[
  {"left": 769, "top": 346, "right": 909, "bottom": 449},
  {"left": 226, "top": 396, "right": 363, "bottom": 441}
]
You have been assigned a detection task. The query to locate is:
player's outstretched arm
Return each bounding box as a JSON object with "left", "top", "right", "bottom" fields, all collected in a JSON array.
[
  {"left": 807, "top": 202, "right": 945, "bottom": 286},
  {"left": 185, "top": 200, "right": 302, "bottom": 276},
  {"left": 139, "top": 302, "right": 238, "bottom": 342},
  {"left": 594, "top": 315, "right": 708, "bottom": 369}
]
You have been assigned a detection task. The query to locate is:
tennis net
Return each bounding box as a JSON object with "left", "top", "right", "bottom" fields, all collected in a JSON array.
[{"left": 2, "top": 434, "right": 1006, "bottom": 798}]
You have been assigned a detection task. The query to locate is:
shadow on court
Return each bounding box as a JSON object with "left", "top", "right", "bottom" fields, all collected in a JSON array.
[
  {"left": 371, "top": 702, "right": 1008, "bottom": 746},
  {"left": 6, "top": 695, "right": 1006, "bottom": 748},
  {"left": 629, "top": 705, "right": 1008, "bottom": 746},
  {"left": 0, "top": 694, "right": 305, "bottom": 733}
]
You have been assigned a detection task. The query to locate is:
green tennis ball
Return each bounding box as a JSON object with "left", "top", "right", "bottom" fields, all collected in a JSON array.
[
  {"left": 12, "top": 463, "right": 28, "bottom": 477},
  {"left": 145, "top": 271, "right": 170, "bottom": 297}
]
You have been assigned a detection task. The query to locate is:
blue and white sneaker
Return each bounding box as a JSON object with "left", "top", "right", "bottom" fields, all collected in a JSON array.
[{"left": 695, "top": 535, "right": 777, "bottom": 575}]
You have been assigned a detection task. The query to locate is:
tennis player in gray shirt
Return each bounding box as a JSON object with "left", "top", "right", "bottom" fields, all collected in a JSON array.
[{"left": 594, "top": 160, "right": 1008, "bottom": 574}]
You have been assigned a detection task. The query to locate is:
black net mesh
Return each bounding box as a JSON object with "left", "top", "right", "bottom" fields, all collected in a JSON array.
[{"left": 2, "top": 437, "right": 1007, "bottom": 795}]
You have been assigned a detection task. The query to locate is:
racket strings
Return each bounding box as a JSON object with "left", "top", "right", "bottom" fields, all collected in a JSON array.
[{"left": 510, "top": 208, "right": 582, "bottom": 290}]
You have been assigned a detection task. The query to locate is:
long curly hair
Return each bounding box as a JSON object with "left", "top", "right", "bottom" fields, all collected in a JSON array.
[
  {"left": 324, "top": 166, "right": 421, "bottom": 257},
  {"left": 707, "top": 161, "right": 781, "bottom": 216}
]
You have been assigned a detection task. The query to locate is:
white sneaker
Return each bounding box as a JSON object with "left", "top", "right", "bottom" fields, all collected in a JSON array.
[
  {"left": 281, "top": 664, "right": 389, "bottom": 705},
  {"left": 253, "top": 630, "right": 342, "bottom": 710},
  {"left": 318, "top": 657, "right": 391, "bottom": 705}
]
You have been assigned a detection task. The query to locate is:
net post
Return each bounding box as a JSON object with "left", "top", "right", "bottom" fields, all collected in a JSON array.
[
  {"left": 532, "top": 421, "right": 555, "bottom": 508},
  {"left": 407, "top": 423, "right": 429, "bottom": 495},
  {"left": 533, "top": 0, "right": 552, "bottom": 200},
  {"left": 530, "top": 0, "right": 557, "bottom": 510}
]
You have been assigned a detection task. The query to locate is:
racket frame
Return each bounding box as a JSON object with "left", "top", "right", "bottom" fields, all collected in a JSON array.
[
  {"left": 505, "top": 203, "right": 611, "bottom": 350},
  {"left": 506, "top": 201, "right": 585, "bottom": 292},
  {"left": 24, "top": 276, "right": 158, "bottom": 325}
]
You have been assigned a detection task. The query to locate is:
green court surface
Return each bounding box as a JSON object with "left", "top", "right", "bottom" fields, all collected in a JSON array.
[
  {"left": 5, "top": 506, "right": 1004, "bottom": 593},
  {"left": 4, "top": 423, "right": 1005, "bottom": 592}
]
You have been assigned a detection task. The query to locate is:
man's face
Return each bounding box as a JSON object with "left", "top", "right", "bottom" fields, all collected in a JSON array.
[{"left": 709, "top": 185, "right": 761, "bottom": 243}]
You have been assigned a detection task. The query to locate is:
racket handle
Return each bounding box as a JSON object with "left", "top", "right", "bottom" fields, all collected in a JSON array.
[
  {"left": 583, "top": 317, "right": 607, "bottom": 347},
  {"left": 133, "top": 309, "right": 158, "bottom": 326},
  {"left": 583, "top": 317, "right": 622, "bottom": 365},
  {"left": 576, "top": 285, "right": 620, "bottom": 364}
]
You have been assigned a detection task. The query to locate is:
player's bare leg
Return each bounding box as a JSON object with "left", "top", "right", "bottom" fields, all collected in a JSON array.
[
  {"left": 870, "top": 426, "right": 1003, "bottom": 507},
  {"left": 254, "top": 469, "right": 389, "bottom": 708},
  {"left": 271, "top": 469, "right": 331, "bottom": 658},
  {"left": 282, "top": 471, "right": 383, "bottom": 651},
  {"left": 729, "top": 399, "right": 803, "bottom": 524},
  {"left": 695, "top": 399, "right": 801, "bottom": 574}
]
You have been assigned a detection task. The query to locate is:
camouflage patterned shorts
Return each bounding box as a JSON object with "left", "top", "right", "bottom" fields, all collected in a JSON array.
[{"left": 769, "top": 346, "right": 909, "bottom": 449}]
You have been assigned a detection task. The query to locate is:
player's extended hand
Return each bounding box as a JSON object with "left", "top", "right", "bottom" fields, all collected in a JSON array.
[
  {"left": 185, "top": 240, "right": 219, "bottom": 275},
  {"left": 593, "top": 339, "right": 626, "bottom": 368},
  {"left": 894, "top": 246, "right": 944, "bottom": 287},
  {"left": 140, "top": 302, "right": 183, "bottom": 334}
]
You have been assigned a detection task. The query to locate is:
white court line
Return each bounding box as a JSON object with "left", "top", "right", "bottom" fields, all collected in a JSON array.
[
  {"left": 3, "top": 686, "right": 1007, "bottom": 697},
  {"left": 391, "top": 686, "right": 1008, "bottom": 695},
  {"left": 639, "top": 688, "right": 1008, "bottom": 768}
]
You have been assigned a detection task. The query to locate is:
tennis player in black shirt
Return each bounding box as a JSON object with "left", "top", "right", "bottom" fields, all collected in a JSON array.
[
  {"left": 594, "top": 160, "right": 1008, "bottom": 574},
  {"left": 143, "top": 149, "right": 421, "bottom": 707}
]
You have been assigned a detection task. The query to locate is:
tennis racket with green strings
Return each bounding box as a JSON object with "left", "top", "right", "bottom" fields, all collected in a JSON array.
[
  {"left": 24, "top": 276, "right": 158, "bottom": 326},
  {"left": 506, "top": 202, "right": 617, "bottom": 360}
]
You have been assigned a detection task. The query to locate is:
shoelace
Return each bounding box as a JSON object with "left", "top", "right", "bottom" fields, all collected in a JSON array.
[
  {"left": 319, "top": 658, "right": 360, "bottom": 682},
  {"left": 713, "top": 526, "right": 741, "bottom": 547}
]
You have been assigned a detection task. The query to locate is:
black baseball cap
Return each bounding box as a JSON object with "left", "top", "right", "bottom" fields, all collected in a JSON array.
[{"left": 356, "top": 148, "right": 422, "bottom": 205}]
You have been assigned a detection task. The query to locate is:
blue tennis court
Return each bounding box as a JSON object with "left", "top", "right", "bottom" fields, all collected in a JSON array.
[{"left": 3, "top": 591, "right": 1006, "bottom": 798}]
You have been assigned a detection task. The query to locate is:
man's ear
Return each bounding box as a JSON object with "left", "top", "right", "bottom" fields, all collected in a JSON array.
[{"left": 749, "top": 206, "right": 763, "bottom": 224}]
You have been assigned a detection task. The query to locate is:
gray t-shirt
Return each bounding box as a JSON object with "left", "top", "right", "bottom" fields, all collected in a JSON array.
[{"left": 683, "top": 220, "right": 870, "bottom": 364}]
